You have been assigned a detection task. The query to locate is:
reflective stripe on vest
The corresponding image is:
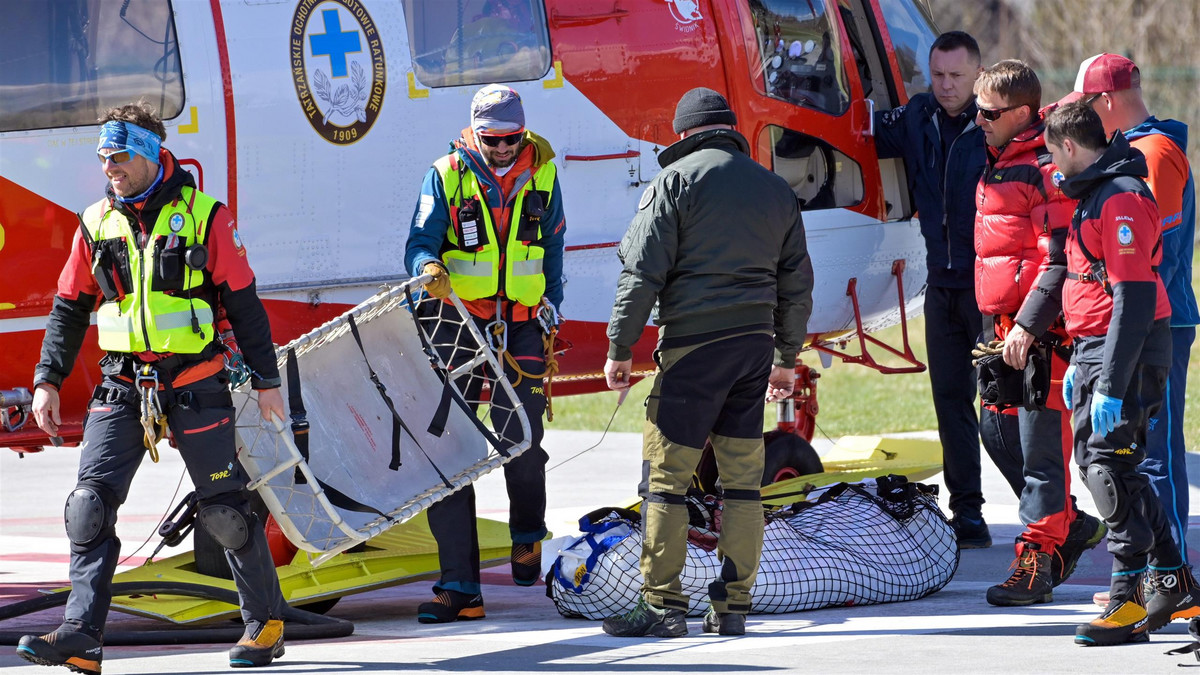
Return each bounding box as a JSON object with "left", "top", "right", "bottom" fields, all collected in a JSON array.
[
  {"left": 81, "top": 187, "right": 219, "bottom": 354},
  {"left": 433, "top": 153, "right": 553, "bottom": 307}
]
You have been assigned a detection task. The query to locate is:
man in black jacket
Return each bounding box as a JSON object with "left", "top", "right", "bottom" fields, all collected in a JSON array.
[
  {"left": 602, "top": 87, "right": 812, "bottom": 638},
  {"left": 874, "top": 31, "right": 1023, "bottom": 548},
  {"left": 17, "top": 101, "right": 287, "bottom": 671}
]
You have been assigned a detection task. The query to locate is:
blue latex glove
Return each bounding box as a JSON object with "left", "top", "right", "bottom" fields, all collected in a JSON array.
[
  {"left": 1090, "top": 393, "right": 1123, "bottom": 436},
  {"left": 1062, "top": 364, "right": 1076, "bottom": 410}
]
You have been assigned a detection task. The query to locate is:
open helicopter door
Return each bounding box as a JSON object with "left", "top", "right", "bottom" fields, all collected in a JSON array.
[{"left": 231, "top": 277, "right": 531, "bottom": 566}]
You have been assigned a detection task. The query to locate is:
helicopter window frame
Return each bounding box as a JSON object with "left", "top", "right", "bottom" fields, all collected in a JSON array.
[
  {"left": 742, "top": 0, "right": 852, "bottom": 116},
  {"left": 759, "top": 124, "right": 864, "bottom": 211},
  {"left": 873, "top": 0, "right": 939, "bottom": 100},
  {"left": 403, "top": 0, "right": 552, "bottom": 89},
  {"left": 0, "top": 0, "right": 184, "bottom": 133}
]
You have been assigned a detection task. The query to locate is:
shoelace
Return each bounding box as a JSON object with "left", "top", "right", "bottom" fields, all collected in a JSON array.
[{"left": 1000, "top": 553, "right": 1042, "bottom": 590}]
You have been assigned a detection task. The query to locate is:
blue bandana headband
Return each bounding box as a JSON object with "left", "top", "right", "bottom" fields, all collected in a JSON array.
[{"left": 97, "top": 120, "right": 162, "bottom": 164}]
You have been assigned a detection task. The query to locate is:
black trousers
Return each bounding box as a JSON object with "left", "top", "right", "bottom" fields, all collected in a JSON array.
[
  {"left": 67, "top": 372, "right": 284, "bottom": 629},
  {"left": 1072, "top": 336, "right": 1180, "bottom": 573},
  {"left": 421, "top": 304, "right": 548, "bottom": 595},
  {"left": 924, "top": 286, "right": 1023, "bottom": 517}
]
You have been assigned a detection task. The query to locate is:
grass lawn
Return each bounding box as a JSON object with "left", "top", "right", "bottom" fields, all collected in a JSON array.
[{"left": 551, "top": 267, "right": 1200, "bottom": 451}]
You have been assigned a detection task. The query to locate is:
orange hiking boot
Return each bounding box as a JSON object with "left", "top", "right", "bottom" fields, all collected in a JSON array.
[
  {"left": 1076, "top": 598, "right": 1149, "bottom": 646},
  {"left": 229, "top": 619, "right": 285, "bottom": 668},
  {"left": 511, "top": 540, "right": 542, "bottom": 586},
  {"left": 417, "top": 589, "right": 485, "bottom": 623},
  {"left": 1146, "top": 566, "right": 1200, "bottom": 632}
]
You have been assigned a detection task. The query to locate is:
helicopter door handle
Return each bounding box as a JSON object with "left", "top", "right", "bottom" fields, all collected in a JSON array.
[
  {"left": 865, "top": 98, "right": 875, "bottom": 137},
  {"left": 551, "top": 6, "right": 629, "bottom": 27}
]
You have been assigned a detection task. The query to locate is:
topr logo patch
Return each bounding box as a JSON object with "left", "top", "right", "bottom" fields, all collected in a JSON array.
[
  {"left": 1051, "top": 170, "right": 1064, "bottom": 187},
  {"left": 169, "top": 213, "right": 185, "bottom": 232},
  {"left": 292, "top": 0, "right": 386, "bottom": 145},
  {"left": 1117, "top": 224, "right": 1134, "bottom": 246}
]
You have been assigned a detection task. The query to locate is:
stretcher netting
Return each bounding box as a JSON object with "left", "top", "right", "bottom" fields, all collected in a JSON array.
[
  {"left": 549, "top": 477, "right": 958, "bottom": 618},
  {"left": 231, "top": 281, "right": 530, "bottom": 565}
]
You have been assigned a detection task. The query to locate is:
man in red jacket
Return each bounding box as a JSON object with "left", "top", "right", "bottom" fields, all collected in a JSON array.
[
  {"left": 17, "top": 101, "right": 287, "bottom": 671},
  {"left": 1045, "top": 100, "right": 1200, "bottom": 645},
  {"left": 972, "top": 60, "right": 1104, "bottom": 606}
]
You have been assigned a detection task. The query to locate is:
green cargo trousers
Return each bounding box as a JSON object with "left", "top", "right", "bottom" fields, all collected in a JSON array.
[{"left": 640, "top": 331, "right": 773, "bottom": 614}]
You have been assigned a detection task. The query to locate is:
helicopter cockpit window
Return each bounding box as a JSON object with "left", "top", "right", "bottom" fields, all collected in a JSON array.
[
  {"left": 0, "top": 0, "right": 183, "bottom": 133},
  {"left": 874, "top": 0, "right": 939, "bottom": 98},
  {"left": 404, "top": 0, "right": 551, "bottom": 88},
  {"left": 760, "top": 125, "right": 862, "bottom": 210},
  {"left": 744, "top": 0, "right": 850, "bottom": 115}
]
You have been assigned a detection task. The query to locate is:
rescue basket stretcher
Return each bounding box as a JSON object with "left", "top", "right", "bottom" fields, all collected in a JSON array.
[{"left": 232, "top": 277, "right": 531, "bottom": 566}]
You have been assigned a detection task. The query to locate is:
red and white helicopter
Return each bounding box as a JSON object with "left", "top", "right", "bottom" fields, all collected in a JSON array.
[{"left": 0, "top": 0, "right": 940, "bottom": 454}]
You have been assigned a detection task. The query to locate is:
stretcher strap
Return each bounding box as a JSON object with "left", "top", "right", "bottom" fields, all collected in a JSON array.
[
  {"left": 347, "top": 314, "right": 453, "bottom": 489},
  {"left": 403, "top": 287, "right": 508, "bottom": 457}
]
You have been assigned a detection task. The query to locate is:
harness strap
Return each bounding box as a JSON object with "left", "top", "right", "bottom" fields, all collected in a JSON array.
[
  {"left": 284, "top": 347, "right": 394, "bottom": 521},
  {"left": 348, "top": 314, "right": 454, "bottom": 488}
]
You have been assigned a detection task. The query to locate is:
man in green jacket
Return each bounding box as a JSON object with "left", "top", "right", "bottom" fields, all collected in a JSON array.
[{"left": 602, "top": 87, "right": 813, "bottom": 638}]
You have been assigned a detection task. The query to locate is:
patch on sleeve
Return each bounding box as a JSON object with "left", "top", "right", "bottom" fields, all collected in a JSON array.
[
  {"left": 1117, "top": 223, "right": 1134, "bottom": 246},
  {"left": 638, "top": 184, "right": 655, "bottom": 210},
  {"left": 879, "top": 105, "right": 906, "bottom": 126},
  {"left": 415, "top": 194, "right": 434, "bottom": 229}
]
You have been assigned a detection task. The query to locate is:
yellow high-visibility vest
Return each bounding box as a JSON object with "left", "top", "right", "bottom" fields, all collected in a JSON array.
[
  {"left": 81, "top": 187, "right": 217, "bottom": 353},
  {"left": 434, "top": 154, "right": 554, "bottom": 307}
]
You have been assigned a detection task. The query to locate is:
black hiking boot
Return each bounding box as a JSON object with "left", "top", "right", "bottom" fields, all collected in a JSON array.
[
  {"left": 986, "top": 543, "right": 1053, "bottom": 606},
  {"left": 1051, "top": 511, "right": 1107, "bottom": 587},
  {"left": 950, "top": 514, "right": 992, "bottom": 549},
  {"left": 16, "top": 622, "right": 103, "bottom": 675},
  {"left": 702, "top": 607, "right": 746, "bottom": 636},
  {"left": 602, "top": 596, "right": 687, "bottom": 638}
]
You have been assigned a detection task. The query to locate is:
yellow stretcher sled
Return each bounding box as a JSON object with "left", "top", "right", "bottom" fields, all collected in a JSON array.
[{"left": 102, "top": 433, "right": 940, "bottom": 624}]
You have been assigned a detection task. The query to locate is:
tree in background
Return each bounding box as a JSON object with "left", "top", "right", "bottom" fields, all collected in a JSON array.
[{"left": 925, "top": 0, "right": 1200, "bottom": 201}]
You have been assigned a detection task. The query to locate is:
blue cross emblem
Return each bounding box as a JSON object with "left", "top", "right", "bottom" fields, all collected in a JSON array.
[{"left": 309, "top": 8, "right": 361, "bottom": 78}]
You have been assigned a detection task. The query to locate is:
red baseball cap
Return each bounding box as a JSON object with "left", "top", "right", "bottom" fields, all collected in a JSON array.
[{"left": 1073, "top": 53, "right": 1140, "bottom": 95}]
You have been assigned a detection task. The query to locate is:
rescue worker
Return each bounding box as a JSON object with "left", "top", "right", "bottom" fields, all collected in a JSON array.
[
  {"left": 1042, "top": 101, "right": 1200, "bottom": 645},
  {"left": 973, "top": 61, "right": 1103, "bottom": 606},
  {"left": 601, "top": 87, "right": 813, "bottom": 637},
  {"left": 1067, "top": 54, "right": 1197, "bottom": 575},
  {"left": 403, "top": 84, "right": 566, "bottom": 622},
  {"left": 873, "top": 30, "right": 1024, "bottom": 549},
  {"left": 18, "top": 101, "right": 288, "bottom": 671}
]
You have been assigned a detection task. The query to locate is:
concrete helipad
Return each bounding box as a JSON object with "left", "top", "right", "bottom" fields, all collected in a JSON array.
[{"left": 2, "top": 428, "right": 1199, "bottom": 674}]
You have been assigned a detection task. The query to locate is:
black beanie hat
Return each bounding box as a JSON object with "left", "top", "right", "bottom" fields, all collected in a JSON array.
[{"left": 672, "top": 87, "right": 737, "bottom": 134}]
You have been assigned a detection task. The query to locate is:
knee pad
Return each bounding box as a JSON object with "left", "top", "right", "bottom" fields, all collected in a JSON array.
[
  {"left": 64, "top": 484, "right": 117, "bottom": 549},
  {"left": 198, "top": 498, "right": 254, "bottom": 552},
  {"left": 1084, "top": 463, "right": 1129, "bottom": 523}
]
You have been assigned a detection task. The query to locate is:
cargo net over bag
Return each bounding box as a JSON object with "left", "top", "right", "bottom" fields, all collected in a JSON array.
[
  {"left": 233, "top": 281, "right": 531, "bottom": 566},
  {"left": 548, "top": 475, "right": 958, "bottom": 619}
]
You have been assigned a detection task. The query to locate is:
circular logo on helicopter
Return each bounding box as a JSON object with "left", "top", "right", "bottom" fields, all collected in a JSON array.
[
  {"left": 291, "top": 0, "right": 386, "bottom": 145},
  {"left": 666, "top": 0, "right": 703, "bottom": 24}
]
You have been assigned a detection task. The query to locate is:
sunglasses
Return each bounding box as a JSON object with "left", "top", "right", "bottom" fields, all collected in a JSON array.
[
  {"left": 479, "top": 131, "right": 523, "bottom": 147},
  {"left": 97, "top": 149, "right": 136, "bottom": 165},
  {"left": 977, "top": 104, "right": 1021, "bottom": 122}
]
